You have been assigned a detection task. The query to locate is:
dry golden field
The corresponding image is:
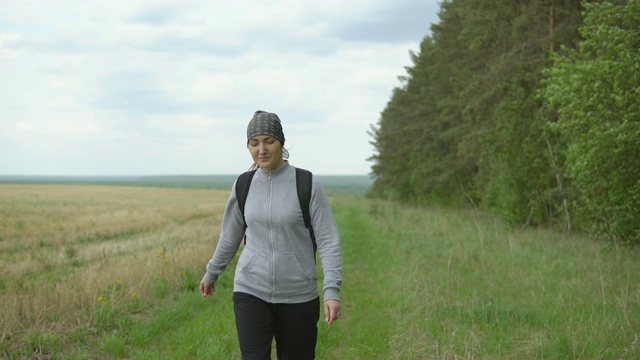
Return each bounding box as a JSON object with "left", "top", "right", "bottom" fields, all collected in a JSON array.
[{"left": 0, "top": 184, "right": 227, "bottom": 347}]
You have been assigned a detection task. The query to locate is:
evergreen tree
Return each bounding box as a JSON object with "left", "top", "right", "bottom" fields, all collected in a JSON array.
[
  {"left": 369, "top": 0, "right": 582, "bottom": 213},
  {"left": 481, "top": 0, "right": 582, "bottom": 227}
]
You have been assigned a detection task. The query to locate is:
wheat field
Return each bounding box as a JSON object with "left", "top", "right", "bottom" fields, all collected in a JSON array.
[{"left": 0, "top": 184, "right": 226, "bottom": 349}]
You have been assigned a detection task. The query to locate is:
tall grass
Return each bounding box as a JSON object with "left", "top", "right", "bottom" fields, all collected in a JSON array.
[
  {"left": 1, "top": 184, "right": 639, "bottom": 359},
  {"left": 321, "top": 199, "right": 640, "bottom": 359}
]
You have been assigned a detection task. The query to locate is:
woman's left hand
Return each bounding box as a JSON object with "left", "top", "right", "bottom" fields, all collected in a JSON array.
[{"left": 324, "top": 300, "right": 341, "bottom": 326}]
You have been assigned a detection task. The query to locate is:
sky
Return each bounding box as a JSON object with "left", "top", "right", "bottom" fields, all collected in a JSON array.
[{"left": 0, "top": 0, "right": 441, "bottom": 176}]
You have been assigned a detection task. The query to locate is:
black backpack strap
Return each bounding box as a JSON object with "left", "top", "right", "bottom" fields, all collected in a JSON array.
[
  {"left": 235, "top": 170, "right": 256, "bottom": 244},
  {"left": 295, "top": 168, "right": 316, "bottom": 253}
]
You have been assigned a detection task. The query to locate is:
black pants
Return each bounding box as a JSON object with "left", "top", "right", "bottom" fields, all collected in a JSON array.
[{"left": 233, "top": 292, "right": 320, "bottom": 360}]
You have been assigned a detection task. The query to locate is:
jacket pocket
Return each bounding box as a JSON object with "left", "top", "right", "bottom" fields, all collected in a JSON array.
[
  {"left": 237, "top": 250, "right": 254, "bottom": 271},
  {"left": 235, "top": 249, "right": 268, "bottom": 290},
  {"left": 276, "top": 253, "right": 316, "bottom": 294}
]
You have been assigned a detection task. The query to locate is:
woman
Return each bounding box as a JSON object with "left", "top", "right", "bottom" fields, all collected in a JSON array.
[{"left": 200, "top": 110, "right": 343, "bottom": 360}]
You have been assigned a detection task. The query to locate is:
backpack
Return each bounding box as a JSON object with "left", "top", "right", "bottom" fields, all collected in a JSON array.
[{"left": 235, "top": 167, "right": 317, "bottom": 253}]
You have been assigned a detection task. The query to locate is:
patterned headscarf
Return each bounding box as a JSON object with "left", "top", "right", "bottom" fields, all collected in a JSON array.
[{"left": 246, "top": 110, "right": 285, "bottom": 145}]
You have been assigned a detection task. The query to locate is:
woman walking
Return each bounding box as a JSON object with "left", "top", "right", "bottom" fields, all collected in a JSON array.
[{"left": 200, "top": 110, "right": 343, "bottom": 360}]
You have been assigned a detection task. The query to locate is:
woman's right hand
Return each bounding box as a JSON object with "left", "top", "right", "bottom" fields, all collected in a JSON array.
[{"left": 199, "top": 280, "right": 216, "bottom": 298}]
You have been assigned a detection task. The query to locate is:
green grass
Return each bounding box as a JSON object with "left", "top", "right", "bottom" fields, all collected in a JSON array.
[
  {"left": 322, "top": 199, "right": 640, "bottom": 359},
  {"left": 3, "top": 194, "right": 639, "bottom": 359}
]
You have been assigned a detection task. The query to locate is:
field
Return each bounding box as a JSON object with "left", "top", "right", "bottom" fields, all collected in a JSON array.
[
  {"left": 0, "top": 174, "right": 373, "bottom": 197},
  {"left": 1, "top": 184, "right": 639, "bottom": 359}
]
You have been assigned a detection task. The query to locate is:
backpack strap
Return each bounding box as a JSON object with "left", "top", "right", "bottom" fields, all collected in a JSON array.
[
  {"left": 235, "top": 170, "right": 256, "bottom": 244},
  {"left": 295, "top": 168, "right": 317, "bottom": 254}
]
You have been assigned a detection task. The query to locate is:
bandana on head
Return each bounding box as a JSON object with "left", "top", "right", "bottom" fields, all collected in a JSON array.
[{"left": 246, "top": 110, "right": 285, "bottom": 145}]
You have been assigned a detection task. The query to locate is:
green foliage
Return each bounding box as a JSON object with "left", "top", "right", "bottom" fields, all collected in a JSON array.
[
  {"left": 543, "top": 0, "right": 640, "bottom": 243},
  {"left": 369, "top": 0, "right": 640, "bottom": 243}
]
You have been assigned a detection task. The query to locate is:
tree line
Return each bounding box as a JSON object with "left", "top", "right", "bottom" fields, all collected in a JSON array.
[{"left": 368, "top": 0, "right": 639, "bottom": 244}]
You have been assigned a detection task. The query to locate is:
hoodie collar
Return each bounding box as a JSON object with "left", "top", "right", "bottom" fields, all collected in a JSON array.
[{"left": 257, "top": 160, "right": 290, "bottom": 177}]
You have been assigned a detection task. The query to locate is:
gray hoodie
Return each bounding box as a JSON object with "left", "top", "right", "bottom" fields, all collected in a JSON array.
[{"left": 203, "top": 162, "right": 342, "bottom": 303}]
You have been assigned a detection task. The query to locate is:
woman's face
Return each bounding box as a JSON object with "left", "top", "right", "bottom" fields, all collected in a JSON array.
[{"left": 248, "top": 135, "right": 285, "bottom": 171}]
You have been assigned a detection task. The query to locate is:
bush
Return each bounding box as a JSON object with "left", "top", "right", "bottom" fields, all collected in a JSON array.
[{"left": 543, "top": 0, "right": 640, "bottom": 243}]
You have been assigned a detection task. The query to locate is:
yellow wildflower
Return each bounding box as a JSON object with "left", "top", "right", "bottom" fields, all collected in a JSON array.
[{"left": 97, "top": 296, "right": 104, "bottom": 302}]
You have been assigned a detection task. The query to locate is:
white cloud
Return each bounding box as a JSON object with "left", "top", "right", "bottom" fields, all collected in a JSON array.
[{"left": 0, "top": 0, "right": 441, "bottom": 175}]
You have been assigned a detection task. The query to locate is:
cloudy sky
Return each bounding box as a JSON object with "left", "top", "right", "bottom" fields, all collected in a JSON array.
[{"left": 0, "top": 0, "right": 440, "bottom": 176}]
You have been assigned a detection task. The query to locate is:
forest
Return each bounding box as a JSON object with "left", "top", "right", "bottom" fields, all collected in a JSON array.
[{"left": 368, "top": 0, "right": 639, "bottom": 244}]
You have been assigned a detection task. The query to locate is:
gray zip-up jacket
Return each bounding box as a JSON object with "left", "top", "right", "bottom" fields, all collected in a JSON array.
[{"left": 203, "top": 162, "right": 342, "bottom": 303}]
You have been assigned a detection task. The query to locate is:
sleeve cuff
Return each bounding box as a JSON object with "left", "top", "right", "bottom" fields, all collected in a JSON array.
[
  {"left": 203, "top": 272, "right": 218, "bottom": 285},
  {"left": 323, "top": 287, "right": 340, "bottom": 302}
]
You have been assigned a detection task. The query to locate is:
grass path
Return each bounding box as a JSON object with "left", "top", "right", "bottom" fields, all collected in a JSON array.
[{"left": 117, "top": 199, "right": 388, "bottom": 359}]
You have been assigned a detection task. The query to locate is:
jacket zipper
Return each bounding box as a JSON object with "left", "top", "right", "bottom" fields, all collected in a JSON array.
[{"left": 268, "top": 171, "right": 275, "bottom": 302}]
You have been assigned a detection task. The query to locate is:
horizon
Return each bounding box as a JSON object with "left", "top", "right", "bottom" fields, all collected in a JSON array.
[
  {"left": 0, "top": 172, "right": 374, "bottom": 178},
  {"left": 0, "top": 173, "right": 375, "bottom": 179}
]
